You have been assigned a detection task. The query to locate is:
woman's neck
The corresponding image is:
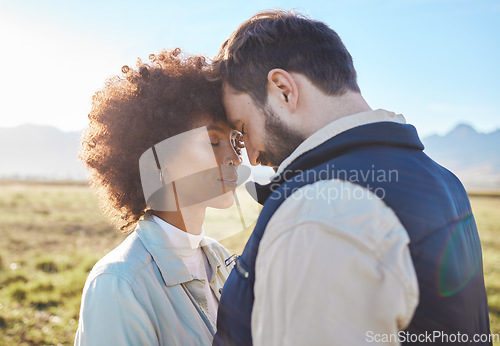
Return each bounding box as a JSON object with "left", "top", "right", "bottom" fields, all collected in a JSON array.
[{"left": 153, "top": 205, "right": 206, "bottom": 235}]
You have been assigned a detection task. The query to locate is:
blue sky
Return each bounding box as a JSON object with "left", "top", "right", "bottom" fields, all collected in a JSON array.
[{"left": 0, "top": 0, "right": 498, "bottom": 137}]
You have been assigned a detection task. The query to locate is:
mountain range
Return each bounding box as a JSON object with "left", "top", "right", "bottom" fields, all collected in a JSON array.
[
  {"left": 421, "top": 124, "right": 500, "bottom": 190},
  {"left": 0, "top": 124, "right": 85, "bottom": 180},
  {"left": 0, "top": 123, "right": 499, "bottom": 190}
]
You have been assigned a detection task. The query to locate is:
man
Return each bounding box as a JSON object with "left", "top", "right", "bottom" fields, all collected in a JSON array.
[{"left": 212, "top": 10, "right": 491, "bottom": 346}]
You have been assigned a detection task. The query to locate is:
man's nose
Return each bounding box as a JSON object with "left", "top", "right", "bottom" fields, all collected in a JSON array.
[{"left": 245, "top": 142, "right": 260, "bottom": 166}]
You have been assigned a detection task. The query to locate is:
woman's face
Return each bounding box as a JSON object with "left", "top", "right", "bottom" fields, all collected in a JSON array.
[{"left": 158, "top": 116, "right": 243, "bottom": 210}]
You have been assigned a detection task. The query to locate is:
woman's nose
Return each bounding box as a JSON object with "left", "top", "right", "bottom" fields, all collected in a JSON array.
[{"left": 224, "top": 147, "right": 242, "bottom": 166}]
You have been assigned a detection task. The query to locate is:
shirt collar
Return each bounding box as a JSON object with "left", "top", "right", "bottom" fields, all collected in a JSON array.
[{"left": 275, "top": 109, "right": 406, "bottom": 175}]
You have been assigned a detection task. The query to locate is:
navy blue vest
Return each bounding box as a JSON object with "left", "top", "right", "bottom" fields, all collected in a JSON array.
[{"left": 213, "top": 122, "right": 491, "bottom": 346}]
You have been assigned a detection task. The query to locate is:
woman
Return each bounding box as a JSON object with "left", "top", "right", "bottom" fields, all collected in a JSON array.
[{"left": 75, "top": 49, "right": 243, "bottom": 345}]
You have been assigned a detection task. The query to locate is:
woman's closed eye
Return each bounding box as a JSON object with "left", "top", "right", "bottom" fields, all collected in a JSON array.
[{"left": 209, "top": 134, "right": 220, "bottom": 146}]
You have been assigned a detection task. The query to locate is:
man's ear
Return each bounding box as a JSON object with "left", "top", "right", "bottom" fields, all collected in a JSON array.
[{"left": 267, "top": 69, "right": 298, "bottom": 113}]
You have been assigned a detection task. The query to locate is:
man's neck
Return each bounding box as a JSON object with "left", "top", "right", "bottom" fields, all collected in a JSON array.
[{"left": 299, "top": 90, "right": 372, "bottom": 139}]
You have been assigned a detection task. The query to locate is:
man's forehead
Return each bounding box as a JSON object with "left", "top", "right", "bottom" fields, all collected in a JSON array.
[
  {"left": 222, "top": 85, "right": 245, "bottom": 128},
  {"left": 222, "top": 82, "right": 238, "bottom": 95}
]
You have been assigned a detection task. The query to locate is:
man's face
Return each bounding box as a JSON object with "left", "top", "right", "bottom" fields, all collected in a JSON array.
[{"left": 222, "top": 84, "right": 304, "bottom": 169}]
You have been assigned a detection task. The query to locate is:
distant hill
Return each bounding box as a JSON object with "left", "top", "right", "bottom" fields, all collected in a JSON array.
[
  {"left": 0, "top": 124, "right": 86, "bottom": 180},
  {"left": 0, "top": 123, "right": 499, "bottom": 189},
  {"left": 422, "top": 124, "right": 500, "bottom": 190}
]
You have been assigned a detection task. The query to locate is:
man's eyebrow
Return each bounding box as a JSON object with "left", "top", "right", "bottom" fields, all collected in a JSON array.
[
  {"left": 228, "top": 120, "right": 241, "bottom": 130},
  {"left": 206, "top": 125, "right": 227, "bottom": 133}
]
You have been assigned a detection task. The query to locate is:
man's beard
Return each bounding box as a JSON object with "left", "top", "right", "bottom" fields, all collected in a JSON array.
[{"left": 259, "top": 105, "right": 305, "bottom": 170}]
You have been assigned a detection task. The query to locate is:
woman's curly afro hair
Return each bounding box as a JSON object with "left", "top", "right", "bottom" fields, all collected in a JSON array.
[{"left": 80, "top": 48, "right": 226, "bottom": 233}]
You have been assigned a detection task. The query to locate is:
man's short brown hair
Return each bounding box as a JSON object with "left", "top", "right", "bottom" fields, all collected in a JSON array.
[{"left": 212, "top": 9, "right": 360, "bottom": 107}]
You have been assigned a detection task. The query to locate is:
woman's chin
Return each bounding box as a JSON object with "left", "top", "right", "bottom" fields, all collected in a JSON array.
[{"left": 207, "top": 191, "right": 235, "bottom": 209}]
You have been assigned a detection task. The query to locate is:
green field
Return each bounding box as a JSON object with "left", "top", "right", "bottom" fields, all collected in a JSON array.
[{"left": 0, "top": 183, "right": 498, "bottom": 345}]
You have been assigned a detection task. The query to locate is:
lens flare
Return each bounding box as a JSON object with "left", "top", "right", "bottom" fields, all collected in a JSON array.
[{"left": 438, "top": 213, "right": 482, "bottom": 297}]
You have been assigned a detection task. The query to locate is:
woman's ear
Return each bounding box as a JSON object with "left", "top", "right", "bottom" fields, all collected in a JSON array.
[{"left": 267, "top": 69, "right": 298, "bottom": 113}]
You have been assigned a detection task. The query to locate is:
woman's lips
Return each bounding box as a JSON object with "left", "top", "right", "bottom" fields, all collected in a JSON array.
[
  {"left": 217, "top": 164, "right": 239, "bottom": 190},
  {"left": 217, "top": 178, "right": 238, "bottom": 188}
]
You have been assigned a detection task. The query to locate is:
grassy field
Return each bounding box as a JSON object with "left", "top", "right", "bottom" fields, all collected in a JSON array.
[{"left": 0, "top": 182, "right": 498, "bottom": 345}]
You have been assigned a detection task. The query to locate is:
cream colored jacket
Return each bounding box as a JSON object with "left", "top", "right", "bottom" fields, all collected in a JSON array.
[{"left": 75, "top": 216, "right": 232, "bottom": 346}]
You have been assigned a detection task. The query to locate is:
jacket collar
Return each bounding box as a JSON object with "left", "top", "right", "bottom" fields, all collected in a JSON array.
[
  {"left": 276, "top": 109, "right": 406, "bottom": 175},
  {"left": 200, "top": 237, "right": 223, "bottom": 284},
  {"left": 135, "top": 216, "right": 221, "bottom": 287}
]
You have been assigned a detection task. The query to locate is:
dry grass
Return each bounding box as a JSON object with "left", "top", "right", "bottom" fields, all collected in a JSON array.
[
  {"left": 0, "top": 183, "right": 498, "bottom": 344},
  {"left": 471, "top": 195, "right": 500, "bottom": 343}
]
